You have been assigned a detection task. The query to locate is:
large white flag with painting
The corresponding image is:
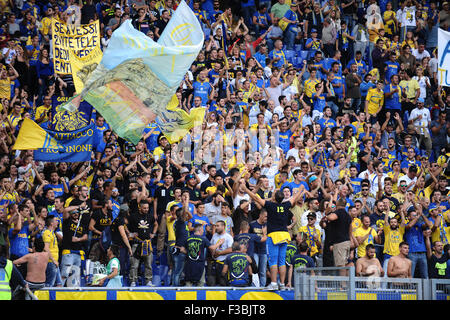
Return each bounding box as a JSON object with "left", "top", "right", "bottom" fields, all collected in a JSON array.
[{"left": 62, "top": 0, "right": 204, "bottom": 144}]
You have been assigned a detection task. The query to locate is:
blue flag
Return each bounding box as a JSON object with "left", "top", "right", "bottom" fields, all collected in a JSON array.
[
  {"left": 33, "top": 123, "right": 95, "bottom": 162},
  {"left": 51, "top": 96, "right": 93, "bottom": 132}
]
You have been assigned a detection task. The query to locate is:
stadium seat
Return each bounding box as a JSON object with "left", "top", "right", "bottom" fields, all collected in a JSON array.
[
  {"left": 285, "top": 50, "right": 296, "bottom": 63},
  {"left": 294, "top": 44, "right": 303, "bottom": 53},
  {"left": 300, "top": 50, "right": 309, "bottom": 60}
]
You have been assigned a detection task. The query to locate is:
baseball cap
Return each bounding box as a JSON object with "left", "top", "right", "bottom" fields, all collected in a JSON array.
[
  {"left": 309, "top": 175, "right": 318, "bottom": 183},
  {"left": 311, "top": 28, "right": 317, "bottom": 33},
  {"left": 186, "top": 174, "right": 195, "bottom": 181},
  {"left": 417, "top": 97, "right": 425, "bottom": 103},
  {"left": 307, "top": 212, "right": 317, "bottom": 219},
  {"left": 180, "top": 167, "right": 189, "bottom": 174}
]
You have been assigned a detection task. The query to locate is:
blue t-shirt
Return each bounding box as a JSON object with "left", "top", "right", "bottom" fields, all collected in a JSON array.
[
  {"left": 283, "top": 9, "right": 298, "bottom": 31},
  {"left": 192, "top": 80, "right": 212, "bottom": 106},
  {"left": 234, "top": 232, "right": 263, "bottom": 258},
  {"left": 384, "top": 84, "right": 402, "bottom": 110},
  {"left": 384, "top": 61, "right": 400, "bottom": 83},
  {"left": 142, "top": 123, "right": 161, "bottom": 153},
  {"left": 189, "top": 214, "right": 210, "bottom": 235},
  {"left": 404, "top": 221, "right": 426, "bottom": 253},
  {"left": 224, "top": 252, "right": 251, "bottom": 286},
  {"left": 278, "top": 129, "right": 292, "bottom": 154},
  {"left": 249, "top": 220, "right": 267, "bottom": 254},
  {"left": 269, "top": 49, "right": 287, "bottom": 68},
  {"left": 9, "top": 223, "right": 31, "bottom": 258},
  {"left": 313, "top": 92, "right": 327, "bottom": 113},
  {"left": 47, "top": 183, "right": 65, "bottom": 197},
  {"left": 350, "top": 177, "right": 363, "bottom": 194}
]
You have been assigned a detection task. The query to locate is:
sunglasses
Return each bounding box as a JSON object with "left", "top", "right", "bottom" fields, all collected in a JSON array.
[
  {"left": 400, "top": 184, "right": 407, "bottom": 187},
  {"left": 307, "top": 217, "right": 315, "bottom": 220},
  {"left": 362, "top": 188, "right": 369, "bottom": 191}
]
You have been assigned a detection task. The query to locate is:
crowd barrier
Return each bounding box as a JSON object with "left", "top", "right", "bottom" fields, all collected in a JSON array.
[
  {"left": 34, "top": 287, "right": 295, "bottom": 300},
  {"left": 294, "top": 267, "right": 450, "bottom": 300}
]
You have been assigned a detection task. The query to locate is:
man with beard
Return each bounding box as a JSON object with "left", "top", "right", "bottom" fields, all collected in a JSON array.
[
  {"left": 60, "top": 200, "right": 90, "bottom": 287},
  {"left": 382, "top": 207, "right": 406, "bottom": 274},
  {"left": 356, "top": 243, "right": 384, "bottom": 277},
  {"left": 128, "top": 200, "right": 158, "bottom": 287},
  {"left": 86, "top": 199, "right": 113, "bottom": 284}
]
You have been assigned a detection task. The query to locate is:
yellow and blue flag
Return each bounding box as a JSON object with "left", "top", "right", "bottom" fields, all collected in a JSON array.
[
  {"left": 156, "top": 95, "right": 206, "bottom": 144},
  {"left": 13, "top": 117, "right": 95, "bottom": 162}
]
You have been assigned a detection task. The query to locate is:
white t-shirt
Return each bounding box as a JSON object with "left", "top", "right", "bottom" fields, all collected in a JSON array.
[
  {"left": 401, "top": 6, "right": 416, "bottom": 27},
  {"left": 412, "top": 49, "right": 430, "bottom": 62},
  {"left": 266, "top": 85, "right": 283, "bottom": 107},
  {"left": 369, "top": 173, "right": 387, "bottom": 196},
  {"left": 233, "top": 193, "right": 250, "bottom": 210},
  {"left": 273, "top": 105, "right": 284, "bottom": 118},
  {"left": 412, "top": 76, "right": 430, "bottom": 100},
  {"left": 409, "top": 107, "right": 431, "bottom": 134},
  {"left": 2, "top": 47, "right": 16, "bottom": 65},
  {"left": 286, "top": 147, "right": 301, "bottom": 163},
  {"left": 398, "top": 175, "right": 417, "bottom": 191},
  {"left": 210, "top": 232, "right": 234, "bottom": 261}
]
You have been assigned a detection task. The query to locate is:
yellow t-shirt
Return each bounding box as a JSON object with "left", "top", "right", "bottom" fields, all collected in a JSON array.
[
  {"left": 303, "top": 78, "right": 320, "bottom": 98},
  {"left": 0, "top": 77, "right": 11, "bottom": 99},
  {"left": 383, "top": 224, "right": 405, "bottom": 256},
  {"left": 35, "top": 105, "right": 51, "bottom": 122},
  {"left": 387, "top": 171, "right": 404, "bottom": 194},
  {"left": 166, "top": 216, "right": 176, "bottom": 243},
  {"left": 40, "top": 17, "right": 53, "bottom": 36},
  {"left": 7, "top": 113, "right": 22, "bottom": 129},
  {"left": 365, "top": 88, "right": 384, "bottom": 115},
  {"left": 42, "top": 229, "right": 59, "bottom": 263},
  {"left": 399, "top": 79, "right": 420, "bottom": 100},
  {"left": 383, "top": 11, "right": 397, "bottom": 35},
  {"left": 354, "top": 226, "right": 378, "bottom": 258},
  {"left": 166, "top": 200, "right": 181, "bottom": 212},
  {"left": 298, "top": 225, "right": 321, "bottom": 256},
  {"left": 352, "top": 217, "right": 362, "bottom": 233}
]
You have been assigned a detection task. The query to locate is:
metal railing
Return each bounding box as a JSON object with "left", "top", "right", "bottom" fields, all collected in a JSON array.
[{"left": 294, "top": 267, "right": 449, "bottom": 300}]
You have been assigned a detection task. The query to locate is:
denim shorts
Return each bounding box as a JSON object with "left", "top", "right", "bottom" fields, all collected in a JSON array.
[{"left": 266, "top": 237, "right": 287, "bottom": 268}]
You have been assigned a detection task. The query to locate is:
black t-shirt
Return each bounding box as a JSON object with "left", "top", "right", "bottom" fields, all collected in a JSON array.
[
  {"left": 155, "top": 18, "right": 168, "bottom": 36},
  {"left": 154, "top": 185, "right": 175, "bottom": 216},
  {"left": 62, "top": 215, "right": 89, "bottom": 251},
  {"left": 428, "top": 252, "right": 449, "bottom": 279},
  {"left": 264, "top": 201, "right": 293, "bottom": 234},
  {"left": 81, "top": 4, "right": 97, "bottom": 24},
  {"left": 341, "top": 0, "right": 357, "bottom": 14},
  {"left": 328, "top": 208, "right": 352, "bottom": 244},
  {"left": 111, "top": 215, "right": 127, "bottom": 247},
  {"left": 186, "top": 186, "right": 201, "bottom": 202},
  {"left": 90, "top": 188, "right": 105, "bottom": 204},
  {"left": 90, "top": 209, "right": 113, "bottom": 240},
  {"left": 128, "top": 211, "right": 156, "bottom": 241}
]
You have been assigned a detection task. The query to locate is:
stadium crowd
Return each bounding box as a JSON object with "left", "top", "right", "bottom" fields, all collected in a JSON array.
[{"left": 0, "top": 0, "right": 450, "bottom": 297}]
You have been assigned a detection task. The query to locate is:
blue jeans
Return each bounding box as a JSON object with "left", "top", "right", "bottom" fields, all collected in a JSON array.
[
  {"left": 45, "top": 262, "right": 62, "bottom": 287},
  {"left": 408, "top": 252, "right": 428, "bottom": 279},
  {"left": 253, "top": 253, "right": 268, "bottom": 287},
  {"left": 171, "top": 252, "right": 186, "bottom": 286},
  {"left": 284, "top": 27, "right": 297, "bottom": 51}
]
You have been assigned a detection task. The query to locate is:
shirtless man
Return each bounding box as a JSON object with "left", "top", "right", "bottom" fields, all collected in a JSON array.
[
  {"left": 13, "top": 237, "right": 49, "bottom": 294},
  {"left": 387, "top": 241, "right": 412, "bottom": 278},
  {"left": 355, "top": 244, "right": 384, "bottom": 277}
]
